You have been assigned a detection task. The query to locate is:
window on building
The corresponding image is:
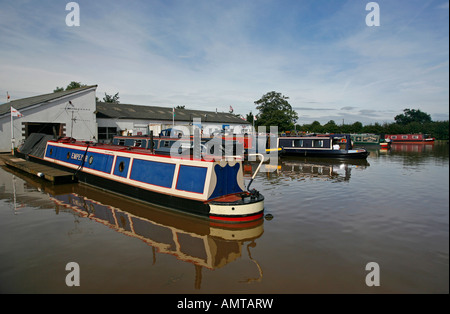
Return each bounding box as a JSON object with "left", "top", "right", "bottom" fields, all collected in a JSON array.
[{"left": 98, "top": 127, "right": 117, "bottom": 142}]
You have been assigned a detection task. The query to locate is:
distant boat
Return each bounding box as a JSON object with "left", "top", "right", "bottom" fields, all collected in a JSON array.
[
  {"left": 351, "top": 133, "right": 392, "bottom": 149},
  {"left": 385, "top": 134, "right": 435, "bottom": 144},
  {"left": 278, "top": 134, "right": 370, "bottom": 159},
  {"left": 17, "top": 134, "right": 265, "bottom": 223}
]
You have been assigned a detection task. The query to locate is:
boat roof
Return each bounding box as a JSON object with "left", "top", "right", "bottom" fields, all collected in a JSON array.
[{"left": 48, "top": 138, "right": 238, "bottom": 162}]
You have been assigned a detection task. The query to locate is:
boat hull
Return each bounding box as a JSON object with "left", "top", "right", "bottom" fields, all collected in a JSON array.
[
  {"left": 281, "top": 149, "right": 369, "bottom": 159},
  {"left": 28, "top": 154, "right": 264, "bottom": 222},
  {"left": 18, "top": 135, "right": 264, "bottom": 223}
]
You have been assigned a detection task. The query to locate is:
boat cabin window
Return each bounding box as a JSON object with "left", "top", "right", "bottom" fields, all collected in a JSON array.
[
  {"left": 363, "top": 135, "right": 378, "bottom": 143},
  {"left": 391, "top": 136, "right": 397, "bottom": 139},
  {"left": 293, "top": 139, "right": 304, "bottom": 147},
  {"left": 118, "top": 139, "right": 125, "bottom": 146},
  {"left": 402, "top": 135, "right": 408, "bottom": 139},
  {"left": 134, "top": 140, "right": 146, "bottom": 147},
  {"left": 313, "top": 140, "right": 324, "bottom": 148},
  {"left": 413, "top": 135, "right": 419, "bottom": 139}
]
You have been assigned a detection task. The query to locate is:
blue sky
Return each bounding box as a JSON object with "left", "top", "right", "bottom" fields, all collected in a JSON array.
[{"left": 0, "top": 0, "right": 448, "bottom": 125}]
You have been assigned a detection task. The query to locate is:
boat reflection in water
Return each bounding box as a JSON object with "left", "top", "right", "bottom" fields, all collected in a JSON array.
[
  {"left": 390, "top": 143, "right": 435, "bottom": 153},
  {"left": 244, "top": 157, "right": 370, "bottom": 182},
  {"left": 4, "top": 168, "right": 264, "bottom": 289}
]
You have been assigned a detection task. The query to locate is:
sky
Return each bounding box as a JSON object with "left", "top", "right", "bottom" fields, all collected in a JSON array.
[{"left": 0, "top": 0, "right": 448, "bottom": 125}]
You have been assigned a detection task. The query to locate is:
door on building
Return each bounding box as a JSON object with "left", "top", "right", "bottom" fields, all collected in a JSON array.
[{"left": 23, "top": 122, "right": 65, "bottom": 139}]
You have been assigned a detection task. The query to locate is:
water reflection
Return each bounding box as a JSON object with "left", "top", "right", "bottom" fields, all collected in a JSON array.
[
  {"left": 390, "top": 143, "right": 435, "bottom": 153},
  {"left": 244, "top": 157, "right": 370, "bottom": 183},
  {"left": 369, "top": 142, "right": 449, "bottom": 166},
  {"left": 1, "top": 167, "right": 264, "bottom": 290}
]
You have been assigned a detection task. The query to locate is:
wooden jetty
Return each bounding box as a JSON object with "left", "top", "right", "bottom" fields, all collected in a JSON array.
[{"left": 0, "top": 154, "right": 75, "bottom": 184}]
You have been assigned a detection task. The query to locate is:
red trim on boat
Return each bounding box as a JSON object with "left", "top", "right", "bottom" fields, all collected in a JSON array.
[{"left": 209, "top": 212, "right": 264, "bottom": 223}]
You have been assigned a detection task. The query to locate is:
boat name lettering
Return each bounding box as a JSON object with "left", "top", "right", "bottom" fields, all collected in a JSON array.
[{"left": 71, "top": 152, "right": 86, "bottom": 161}]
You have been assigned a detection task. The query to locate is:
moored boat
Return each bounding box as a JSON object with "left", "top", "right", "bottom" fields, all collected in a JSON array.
[
  {"left": 17, "top": 134, "right": 265, "bottom": 223},
  {"left": 385, "top": 134, "right": 435, "bottom": 144},
  {"left": 351, "top": 133, "right": 392, "bottom": 149},
  {"left": 278, "top": 134, "right": 369, "bottom": 159}
]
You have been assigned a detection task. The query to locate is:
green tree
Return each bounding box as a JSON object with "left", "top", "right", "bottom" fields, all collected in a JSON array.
[
  {"left": 246, "top": 112, "right": 254, "bottom": 124},
  {"left": 103, "top": 92, "right": 120, "bottom": 104},
  {"left": 254, "top": 91, "right": 298, "bottom": 132},
  {"left": 362, "top": 122, "right": 384, "bottom": 134},
  {"left": 53, "top": 81, "right": 87, "bottom": 93},
  {"left": 350, "top": 121, "right": 363, "bottom": 133},
  {"left": 395, "top": 108, "right": 432, "bottom": 125},
  {"left": 323, "top": 120, "right": 339, "bottom": 133}
]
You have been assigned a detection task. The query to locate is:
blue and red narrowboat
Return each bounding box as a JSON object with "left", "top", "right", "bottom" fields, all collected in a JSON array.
[{"left": 17, "top": 134, "right": 265, "bottom": 223}]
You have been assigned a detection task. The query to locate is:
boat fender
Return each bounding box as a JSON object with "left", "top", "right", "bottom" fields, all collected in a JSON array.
[
  {"left": 37, "top": 172, "right": 44, "bottom": 178},
  {"left": 265, "top": 213, "right": 273, "bottom": 221},
  {"left": 249, "top": 188, "right": 260, "bottom": 199}
]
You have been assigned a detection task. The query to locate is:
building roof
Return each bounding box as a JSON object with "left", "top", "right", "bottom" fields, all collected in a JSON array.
[
  {"left": 96, "top": 102, "right": 250, "bottom": 125},
  {"left": 0, "top": 85, "right": 249, "bottom": 125},
  {"left": 0, "top": 85, "right": 97, "bottom": 117}
]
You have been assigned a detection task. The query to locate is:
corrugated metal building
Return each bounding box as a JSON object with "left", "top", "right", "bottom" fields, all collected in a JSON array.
[
  {"left": 0, "top": 86, "right": 251, "bottom": 151},
  {"left": 96, "top": 102, "right": 251, "bottom": 142}
]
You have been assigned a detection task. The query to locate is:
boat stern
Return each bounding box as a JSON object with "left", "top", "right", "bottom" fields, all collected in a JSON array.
[{"left": 207, "top": 191, "right": 264, "bottom": 223}]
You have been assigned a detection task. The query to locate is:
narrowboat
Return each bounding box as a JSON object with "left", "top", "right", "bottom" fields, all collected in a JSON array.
[
  {"left": 351, "top": 133, "right": 392, "bottom": 149},
  {"left": 385, "top": 134, "right": 435, "bottom": 144},
  {"left": 278, "top": 134, "right": 369, "bottom": 159},
  {"left": 16, "top": 134, "right": 265, "bottom": 223}
]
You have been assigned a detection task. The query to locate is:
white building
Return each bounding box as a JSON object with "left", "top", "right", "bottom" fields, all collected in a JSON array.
[
  {"left": 0, "top": 86, "right": 251, "bottom": 151},
  {"left": 0, "top": 86, "right": 98, "bottom": 152},
  {"left": 96, "top": 102, "right": 251, "bottom": 143}
]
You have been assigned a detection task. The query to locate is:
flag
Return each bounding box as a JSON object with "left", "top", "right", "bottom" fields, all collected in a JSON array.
[
  {"left": 173, "top": 107, "right": 175, "bottom": 117},
  {"left": 229, "top": 105, "right": 234, "bottom": 113},
  {"left": 7, "top": 92, "right": 10, "bottom": 101},
  {"left": 11, "top": 107, "right": 23, "bottom": 118}
]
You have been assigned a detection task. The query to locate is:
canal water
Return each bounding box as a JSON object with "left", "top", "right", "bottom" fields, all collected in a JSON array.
[{"left": 0, "top": 143, "right": 448, "bottom": 294}]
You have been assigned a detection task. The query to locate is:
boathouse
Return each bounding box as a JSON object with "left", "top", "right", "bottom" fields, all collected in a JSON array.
[
  {"left": 0, "top": 85, "right": 98, "bottom": 152},
  {"left": 0, "top": 86, "right": 251, "bottom": 151}
]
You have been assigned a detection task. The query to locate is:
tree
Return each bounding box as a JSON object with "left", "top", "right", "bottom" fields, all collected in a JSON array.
[
  {"left": 254, "top": 91, "right": 298, "bottom": 132},
  {"left": 323, "top": 120, "right": 339, "bottom": 133},
  {"left": 246, "top": 112, "right": 254, "bottom": 124},
  {"left": 395, "top": 108, "right": 432, "bottom": 125},
  {"left": 53, "top": 81, "right": 87, "bottom": 93},
  {"left": 103, "top": 92, "right": 120, "bottom": 104}
]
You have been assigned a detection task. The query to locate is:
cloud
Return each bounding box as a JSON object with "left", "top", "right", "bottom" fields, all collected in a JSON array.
[{"left": 0, "top": 0, "right": 448, "bottom": 125}]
